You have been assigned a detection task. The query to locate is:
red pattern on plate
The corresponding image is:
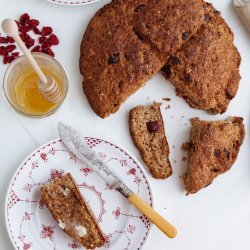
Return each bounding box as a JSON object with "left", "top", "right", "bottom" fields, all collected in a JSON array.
[{"left": 5, "top": 138, "right": 153, "bottom": 249}]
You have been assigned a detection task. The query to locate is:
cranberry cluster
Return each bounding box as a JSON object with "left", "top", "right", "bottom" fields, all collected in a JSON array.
[{"left": 0, "top": 13, "right": 59, "bottom": 64}]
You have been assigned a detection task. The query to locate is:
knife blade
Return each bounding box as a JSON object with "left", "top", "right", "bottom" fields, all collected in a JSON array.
[{"left": 58, "top": 122, "right": 177, "bottom": 238}]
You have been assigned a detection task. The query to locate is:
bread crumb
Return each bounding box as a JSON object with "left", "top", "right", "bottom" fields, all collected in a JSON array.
[
  {"left": 165, "top": 104, "right": 171, "bottom": 109},
  {"left": 182, "top": 156, "right": 187, "bottom": 161},
  {"left": 162, "top": 98, "right": 171, "bottom": 101}
]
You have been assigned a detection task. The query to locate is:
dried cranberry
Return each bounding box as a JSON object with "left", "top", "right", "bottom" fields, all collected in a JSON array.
[
  {"left": 182, "top": 32, "right": 189, "bottom": 41},
  {"left": 33, "top": 26, "right": 41, "bottom": 35},
  {"left": 214, "top": 150, "right": 220, "bottom": 158},
  {"left": 6, "top": 45, "right": 16, "bottom": 53},
  {"left": 0, "top": 46, "right": 8, "bottom": 56},
  {"left": 108, "top": 53, "right": 119, "bottom": 64},
  {"left": 31, "top": 45, "right": 41, "bottom": 52},
  {"left": 48, "top": 34, "right": 59, "bottom": 45},
  {"left": 3, "top": 55, "right": 9, "bottom": 64},
  {"left": 19, "top": 13, "right": 30, "bottom": 26},
  {"left": 25, "top": 39, "right": 35, "bottom": 49},
  {"left": 42, "top": 47, "right": 54, "bottom": 57},
  {"left": 170, "top": 56, "right": 180, "bottom": 65},
  {"left": 0, "top": 37, "right": 9, "bottom": 43},
  {"left": 11, "top": 52, "right": 20, "bottom": 58},
  {"left": 41, "top": 39, "right": 52, "bottom": 49},
  {"left": 147, "top": 121, "right": 160, "bottom": 133},
  {"left": 41, "top": 26, "right": 53, "bottom": 36},
  {"left": 39, "top": 36, "right": 47, "bottom": 44},
  {"left": 19, "top": 26, "right": 33, "bottom": 33},
  {"left": 27, "top": 19, "right": 39, "bottom": 27},
  {"left": 7, "top": 55, "right": 16, "bottom": 63},
  {"left": 204, "top": 14, "right": 211, "bottom": 22},
  {"left": 7, "top": 36, "right": 15, "bottom": 43}
]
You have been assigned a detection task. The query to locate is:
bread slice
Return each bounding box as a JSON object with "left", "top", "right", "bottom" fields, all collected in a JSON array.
[
  {"left": 129, "top": 102, "right": 172, "bottom": 179},
  {"left": 183, "top": 117, "right": 245, "bottom": 195},
  {"left": 162, "top": 2, "right": 241, "bottom": 114},
  {"left": 41, "top": 173, "right": 105, "bottom": 249}
]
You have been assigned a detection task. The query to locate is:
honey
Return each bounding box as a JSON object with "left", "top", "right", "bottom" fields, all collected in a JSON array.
[
  {"left": 11, "top": 68, "right": 63, "bottom": 115},
  {"left": 3, "top": 53, "right": 68, "bottom": 117}
]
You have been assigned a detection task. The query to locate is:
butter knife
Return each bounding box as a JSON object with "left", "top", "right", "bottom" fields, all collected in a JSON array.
[{"left": 58, "top": 122, "right": 177, "bottom": 238}]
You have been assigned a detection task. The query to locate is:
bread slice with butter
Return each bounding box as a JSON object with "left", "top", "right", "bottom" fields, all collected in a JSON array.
[{"left": 41, "top": 173, "right": 105, "bottom": 249}]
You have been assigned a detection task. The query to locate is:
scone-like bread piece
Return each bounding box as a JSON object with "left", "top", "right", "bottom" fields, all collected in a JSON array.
[
  {"left": 80, "top": 0, "right": 205, "bottom": 118},
  {"left": 163, "top": 3, "right": 241, "bottom": 114},
  {"left": 129, "top": 102, "right": 172, "bottom": 179},
  {"left": 80, "top": 0, "right": 162, "bottom": 119},
  {"left": 133, "top": 0, "right": 205, "bottom": 60},
  {"left": 183, "top": 117, "right": 245, "bottom": 195},
  {"left": 41, "top": 173, "right": 105, "bottom": 249}
]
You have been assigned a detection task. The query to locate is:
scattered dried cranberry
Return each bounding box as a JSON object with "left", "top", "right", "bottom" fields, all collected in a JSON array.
[
  {"left": 12, "top": 52, "right": 20, "bottom": 58},
  {"left": 42, "top": 47, "right": 54, "bottom": 57},
  {"left": 33, "top": 26, "right": 41, "bottom": 35},
  {"left": 6, "top": 45, "right": 16, "bottom": 53},
  {"left": 7, "top": 36, "right": 15, "bottom": 43},
  {"left": 147, "top": 121, "right": 160, "bottom": 133},
  {"left": 7, "top": 55, "right": 17, "bottom": 63},
  {"left": 27, "top": 19, "right": 39, "bottom": 27},
  {"left": 0, "top": 46, "right": 8, "bottom": 56},
  {"left": 19, "top": 13, "right": 30, "bottom": 26},
  {"left": 39, "top": 36, "right": 47, "bottom": 44},
  {"left": 0, "top": 37, "right": 9, "bottom": 43},
  {"left": 19, "top": 26, "right": 33, "bottom": 33},
  {"left": 3, "top": 55, "right": 9, "bottom": 64},
  {"left": 1, "top": 13, "right": 59, "bottom": 64},
  {"left": 25, "top": 39, "right": 35, "bottom": 49},
  {"left": 41, "top": 39, "right": 52, "bottom": 49},
  {"left": 31, "top": 45, "right": 41, "bottom": 52},
  {"left": 48, "top": 34, "right": 59, "bottom": 45},
  {"left": 41, "top": 26, "right": 53, "bottom": 36},
  {"left": 108, "top": 53, "right": 120, "bottom": 64}
]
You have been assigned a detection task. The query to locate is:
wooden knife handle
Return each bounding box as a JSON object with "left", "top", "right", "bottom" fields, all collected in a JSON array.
[{"left": 128, "top": 192, "right": 177, "bottom": 238}]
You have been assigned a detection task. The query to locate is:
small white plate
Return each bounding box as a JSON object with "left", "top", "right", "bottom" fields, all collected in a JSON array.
[
  {"left": 5, "top": 137, "right": 153, "bottom": 249},
  {"left": 45, "top": 0, "right": 102, "bottom": 6}
]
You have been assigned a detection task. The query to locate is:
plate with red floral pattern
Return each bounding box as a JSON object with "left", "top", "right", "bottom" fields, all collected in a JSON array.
[
  {"left": 5, "top": 137, "right": 153, "bottom": 250},
  {"left": 45, "top": 0, "right": 102, "bottom": 6}
]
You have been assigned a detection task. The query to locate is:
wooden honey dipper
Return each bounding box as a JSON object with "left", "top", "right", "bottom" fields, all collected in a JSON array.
[{"left": 1, "top": 19, "right": 62, "bottom": 103}]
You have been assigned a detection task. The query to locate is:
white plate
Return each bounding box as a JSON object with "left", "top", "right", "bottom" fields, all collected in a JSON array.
[
  {"left": 5, "top": 137, "right": 153, "bottom": 250},
  {"left": 45, "top": 0, "right": 102, "bottom": 6}
]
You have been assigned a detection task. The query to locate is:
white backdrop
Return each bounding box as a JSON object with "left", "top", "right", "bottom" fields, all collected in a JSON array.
[{"left": 0, "top": 0, "right": 250, "bottom": 249}]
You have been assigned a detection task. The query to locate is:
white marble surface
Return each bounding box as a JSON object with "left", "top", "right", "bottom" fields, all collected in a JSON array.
[{"left": 0, "top": 0, "right": 250, "bottom": 249}]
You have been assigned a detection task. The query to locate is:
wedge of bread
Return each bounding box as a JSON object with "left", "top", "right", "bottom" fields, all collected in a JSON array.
[
  {"left": 41, "top": 173, "right": 105, "bottom": 249},
  {"left": 129, "top": 102, "right": 172, "bottom": 179},
  {"left": 183, "top": 117, "right": 245, "bottom": 195}
]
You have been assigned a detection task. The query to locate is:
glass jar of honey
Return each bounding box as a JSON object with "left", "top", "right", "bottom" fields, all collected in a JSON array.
[{"left": 3, "top": 53, "right": 68, "bottom": 117}]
